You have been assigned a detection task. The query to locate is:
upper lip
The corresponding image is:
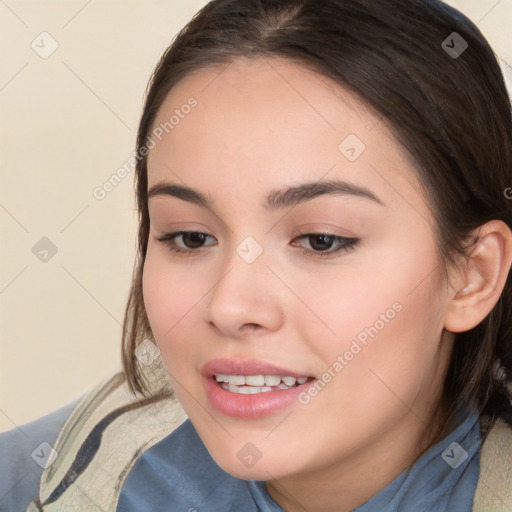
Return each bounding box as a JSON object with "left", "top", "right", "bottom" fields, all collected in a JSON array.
[{"left": 202, "top": 358, "right": 312, "bottom": 378}]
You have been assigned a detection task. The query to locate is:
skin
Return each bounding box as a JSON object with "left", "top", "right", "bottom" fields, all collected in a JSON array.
[{"left": 141, "top": 57, "right": 510, "bottom": 511}]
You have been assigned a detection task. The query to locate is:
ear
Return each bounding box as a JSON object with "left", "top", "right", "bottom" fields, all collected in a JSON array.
[{"left": 444, "top": 220, "right": 512, "bottom": 333}]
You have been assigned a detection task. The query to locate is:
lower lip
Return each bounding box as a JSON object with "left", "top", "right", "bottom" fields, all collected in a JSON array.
[{"left": 203, "top": 376, "right": 315, "bottom": 419}]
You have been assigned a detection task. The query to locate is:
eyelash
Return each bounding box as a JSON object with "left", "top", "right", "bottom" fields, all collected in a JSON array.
[{"left": 155, "top": 231, "right": 359, "bottom": 259}]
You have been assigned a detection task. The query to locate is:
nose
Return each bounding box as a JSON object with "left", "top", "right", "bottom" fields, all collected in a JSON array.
[{"left": 201, "top": 243, "right": 285, "bottom": 340}]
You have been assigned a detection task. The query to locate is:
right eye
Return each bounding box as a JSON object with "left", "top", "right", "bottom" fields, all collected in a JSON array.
[{"left": 156, "top": 231, "right": 216, "bottom": 256}]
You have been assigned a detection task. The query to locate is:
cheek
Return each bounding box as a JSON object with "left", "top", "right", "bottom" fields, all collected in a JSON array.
[
  {"left": 142, "top": 250, "right": 202, "bottom": 348},
  {"left": 291, "top": 245, "right": 424, "bottom": 355},
  {"left": 300, "top": 232, "right": 445, "bottom": 395},
  {"left": 142, "top": 252, "right": 210, "bottom": 397}
]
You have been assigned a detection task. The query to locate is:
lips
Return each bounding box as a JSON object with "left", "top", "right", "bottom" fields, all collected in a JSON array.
[
  {"left": 201, "top": 358, "right": 313, "bottom": 380},
  {"left": 201, "top": 358, "right": 316, "bottom": 418}
]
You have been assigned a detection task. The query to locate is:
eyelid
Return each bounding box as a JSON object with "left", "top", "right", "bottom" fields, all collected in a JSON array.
[{"left": 293, "top": 222, "right": 359, "bottom": 240}]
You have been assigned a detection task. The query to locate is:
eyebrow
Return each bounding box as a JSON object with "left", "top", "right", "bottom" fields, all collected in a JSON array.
[{"left": 147, "top": 179, "right": 384, "bottom": 210}]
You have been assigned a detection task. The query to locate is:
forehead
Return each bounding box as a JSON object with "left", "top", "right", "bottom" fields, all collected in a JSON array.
[{"left": 146, "top": 57, "right": 424, "bottom": 214}]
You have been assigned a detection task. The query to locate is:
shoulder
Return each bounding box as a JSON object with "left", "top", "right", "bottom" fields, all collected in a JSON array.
[
  {"left": 0, "top": 397, "right": 82, "bottom": 512},
  {"left": 22, "top": 361, "right": 188, "bottom": 512},
  {"left": 473, "top": 417, "right": 512, "bottom": 511}
]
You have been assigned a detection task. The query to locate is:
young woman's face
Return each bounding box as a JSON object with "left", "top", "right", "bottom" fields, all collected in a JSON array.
[{"left": 143, "top": 57, "right": 455, "bottom": 484}]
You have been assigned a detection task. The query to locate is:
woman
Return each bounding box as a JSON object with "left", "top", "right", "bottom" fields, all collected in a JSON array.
[{"left": 3, "top": 0, "right": 512, "bottom": 511}]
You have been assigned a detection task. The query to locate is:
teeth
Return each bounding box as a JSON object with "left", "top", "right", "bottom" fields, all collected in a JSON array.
[
  {"left": 228, "top": 375, "right": 245, "bottom": 385},
  {"left": 221, "top": 383, "right": 279, "bottom": 394},
  {"left": 265, "top": 375, "right": 282, "bottom": 386},
  {"left": 245, "top": 375, "right": 265, "bottom": 386},
  {"left": 244, "top": 386, "right": 262, "bottom": 394},
  {"left": 215, "top": 373, "right": 310, "bottom": 393}
]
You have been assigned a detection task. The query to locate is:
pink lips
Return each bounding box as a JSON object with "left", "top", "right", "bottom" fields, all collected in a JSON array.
[
  {"left": 201, "top": 358, "right": 315, "bottom": 419},
  {"left": 201, "top": 358, "right": 312, "bottom": 379}
]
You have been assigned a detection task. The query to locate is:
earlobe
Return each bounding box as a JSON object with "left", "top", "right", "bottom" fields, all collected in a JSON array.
[{"left": 444, "top": 220, "right": 512, "bottom": 333}]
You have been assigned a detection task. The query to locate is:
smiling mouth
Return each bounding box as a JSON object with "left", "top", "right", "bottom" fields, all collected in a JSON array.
[{"left": 214, "top": 373, "right": 313, "bottom": 394}]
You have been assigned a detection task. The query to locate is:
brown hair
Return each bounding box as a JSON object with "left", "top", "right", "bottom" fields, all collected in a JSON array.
[{"left": 120, "top": 0, "right": 512, "bottom": 439}]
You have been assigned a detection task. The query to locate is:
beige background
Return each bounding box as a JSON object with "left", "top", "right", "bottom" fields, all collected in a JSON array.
[{"left": 1, "top": 0, "right": 511, "bottom": 432}]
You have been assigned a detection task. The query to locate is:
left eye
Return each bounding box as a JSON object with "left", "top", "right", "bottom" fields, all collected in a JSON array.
[
  {"left": 156, "top": 231, "right": 359, "bottom": 258},
  {"left": 291, "top": 233, "right": 359, "bottom": 258}
]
